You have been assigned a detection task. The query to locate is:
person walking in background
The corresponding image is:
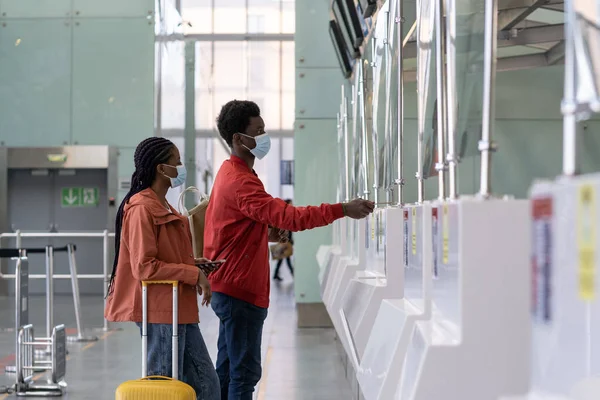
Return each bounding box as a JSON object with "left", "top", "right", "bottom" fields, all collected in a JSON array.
[
  {"left": 273, "top": 199, "right": 294, "bottom": 281},
  {"left": 204, "top": 100, "right": 375, "bottom": 400},
  {"left": 104, "top": 137, "right": 220, "bottom": 400}
]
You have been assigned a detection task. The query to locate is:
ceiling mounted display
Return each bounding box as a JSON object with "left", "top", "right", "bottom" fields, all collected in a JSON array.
[
  {"left": 333, "top": 0, "right": 366, "bottom": 49},
  {"left": 329, "top": 19, "right": 355, "bottom": 79},
  {"left": 332, "top": 0, "right": 361, "bottom": 59},
  {"left": 358, "top": 0, "right": 377, "bottom": 19}
]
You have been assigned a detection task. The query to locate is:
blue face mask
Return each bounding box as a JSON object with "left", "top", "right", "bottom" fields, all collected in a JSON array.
[
  {"left": 240, "top": 133, "right": 271, "bottom": 160},
  {"left": 164, "top": 164, "right": 187, "bottom": 188}
]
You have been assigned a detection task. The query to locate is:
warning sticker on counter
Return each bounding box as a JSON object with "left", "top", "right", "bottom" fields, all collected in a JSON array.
[
  {"left": 411, "top": 207, "right": 417, "bottom": 255},
  {"left": 531, "top": 196, "right": 553, "bottom": 323},
  {"left": 371, "top": 213, "right": 376, "bottom": 241},
  {"left": 577, "top": 184, "right": 596, "bottom": 301},
  {"left": 442, "top": 205, "right": 449, "bottom": 264}
]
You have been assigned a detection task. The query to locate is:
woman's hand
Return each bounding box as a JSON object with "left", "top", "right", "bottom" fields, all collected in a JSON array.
[{"left": 196, "top": 271, "right": 212, "bottom": 307}]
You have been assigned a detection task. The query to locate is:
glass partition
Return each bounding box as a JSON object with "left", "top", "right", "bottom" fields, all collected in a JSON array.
[
  {"left": 417, "top": 0, "right": 438, "bottom": 180},
  {"left": 573, "top": 0, "right": 600, "bottom": 116},
  {"left": 453, "top": 0, "right": 486, "bottom": 161},
  {"left": 383, "top": 0, "right": 399, "bottom": 199},
  {"left": 361, "top": 55, "right": 375, "bottom": 201},
  {"left": 372, "top": 1, "right": 390, "bottom": 198}
]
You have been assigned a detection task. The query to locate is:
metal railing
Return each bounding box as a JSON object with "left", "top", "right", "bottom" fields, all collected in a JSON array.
[{"left": 0, "top": 230, "right": 116, "bottom": 333}]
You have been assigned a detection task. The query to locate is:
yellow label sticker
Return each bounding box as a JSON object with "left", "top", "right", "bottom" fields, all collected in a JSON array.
[
  {"left": 411, "top": 207, "right": 417, "bottom": 255},
  {"left": 578, "top": 184, "right": 596, "bottom": 300},
  {"left": 442, "top": 205, "right": 449, "bottom": 264},
  {"left": 371, "top": 213, "right": 375, "bottom": 241}
]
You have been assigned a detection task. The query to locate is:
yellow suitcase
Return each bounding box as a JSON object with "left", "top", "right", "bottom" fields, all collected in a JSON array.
[{"left": 115, "top": 281, "right": 196, "bottom": 400}]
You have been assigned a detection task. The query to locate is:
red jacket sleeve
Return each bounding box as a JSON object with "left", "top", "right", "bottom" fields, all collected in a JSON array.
[
  {"left": 234, "top": 175, "right": 345, "bottom": 232},
  {"left": 124, "top": 205, "right": 200, "bottom": 287}
]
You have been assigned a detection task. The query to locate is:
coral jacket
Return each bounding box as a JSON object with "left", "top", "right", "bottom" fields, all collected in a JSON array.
[
  {"left": 105, "top": 188, "right": 200, "bottom": 324},
  {"left": 204, "top": 155, "right": 344, "bottom": 308}
]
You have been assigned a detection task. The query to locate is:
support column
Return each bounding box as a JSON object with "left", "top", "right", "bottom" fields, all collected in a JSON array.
[{"left": 184, "top": 41, "right": 197, "bottom": 209}]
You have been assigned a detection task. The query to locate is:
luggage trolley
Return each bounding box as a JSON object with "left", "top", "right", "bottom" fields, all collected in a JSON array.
[
  {"left": 16, "top": 324, "right": 67, "bottom": 397},
  {"left": 0, "top": 249, "right": 67, "bottom": 396}
]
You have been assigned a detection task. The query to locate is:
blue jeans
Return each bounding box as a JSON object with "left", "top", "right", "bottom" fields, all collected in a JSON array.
[
  {"left": 137, "top": 322, "right": 220, "bottom": 400},
  {"left": 211, "top": 292, "right": 268, "bottom": 400}
]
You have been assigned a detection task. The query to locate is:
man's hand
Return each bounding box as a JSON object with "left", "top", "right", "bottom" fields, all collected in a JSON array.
[
  {"left": 343, "top": 198, "right": 375, "bottom": 219},
  {"left": 196, "top": 271, "right": 212, "bottom": 307},
  {"left": 268, "top": 227, "right": 289, "bottom": 243}
]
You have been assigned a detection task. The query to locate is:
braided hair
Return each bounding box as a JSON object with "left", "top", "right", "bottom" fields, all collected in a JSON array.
[{"left": 107, "top": 137, "right": 175, "bottom": 295}]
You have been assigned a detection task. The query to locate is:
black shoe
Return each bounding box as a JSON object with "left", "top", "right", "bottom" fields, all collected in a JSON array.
[{"left": 273, "top": 275, "right": 282, "bottom": 281}]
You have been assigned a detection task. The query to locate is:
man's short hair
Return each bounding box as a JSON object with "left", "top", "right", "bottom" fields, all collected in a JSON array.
[{"left": 216, "top": 100, "right": 261, "bottom": 147}]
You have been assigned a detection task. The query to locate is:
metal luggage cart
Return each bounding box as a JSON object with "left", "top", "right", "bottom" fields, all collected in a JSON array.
[
  {"left": 16, "top": 324, "right": 67, "bottom": 397},
  {"left": 0, "top": 250, "right": 68, "bottom": 396}
]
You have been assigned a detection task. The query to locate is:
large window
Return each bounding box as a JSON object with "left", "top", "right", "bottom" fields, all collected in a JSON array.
[
  {"left": 182, "top": 0, "right": 295, "bottom": 34},
  {"left": 157, "top": 0, "right": 295, "bottom": 197}
]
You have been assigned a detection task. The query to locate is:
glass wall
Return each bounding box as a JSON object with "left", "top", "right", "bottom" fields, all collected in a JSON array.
[{"left": 158, "top": 0, "right": 295, "bottom": 201}]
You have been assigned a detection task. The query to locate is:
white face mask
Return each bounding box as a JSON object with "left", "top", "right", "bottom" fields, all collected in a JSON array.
[
  {"left": 239, "top": 133, "right": 271, "bottom": 160},
  {"left": 163, "top": 164, "right": 187, "bottom": 188}
]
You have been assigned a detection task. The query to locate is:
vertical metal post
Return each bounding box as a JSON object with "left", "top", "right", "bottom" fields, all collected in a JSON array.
[
  {"left": 337, "top": 112, "right": 343, "bottom": 203},
  {"left": 395, "top": 0, "right": 405, "bottom": 206},
  {"left": 156, "top": 41, "right": 163, "bottom": 136},
  {"left": 562, "top": 0, "right": 577, "bottom": 176},
  {"left": 102, "top": 230, "right": 109, "bottom": 331},
  {"left": 383, "top": 8, "right": 393, "bottom": 204},
  {"left": 66, "top": 244, "right": 98, "bottom": 343},
  {"left": 479, "top": 0, "right": 498, "bottom": 197},
  {"left": 445, "top": 0, "right": 458, "bottom": 198},
  {"left": 370, "top": 39, "right": 380, "bottom": 206},
  {"left": 142, "top": 283, "right": 148, "bottom": 378},
  {"left": 351, "top": 83, "right": 358, "bottom": 199},
  {"left": 415, "top": 2, "right": 425, "bottom": 204},
  {"left": 9, "top": 257, "right": 22, "bottom": 375},
  {"left": 46, "top": 246, "right": 54, "bottom": 353},
  {"left": 359, "top": 61, "right": 371, "bottom": 199},
  {"left": 434, "top": 0, "right": 447, "bottom": 200},
  {"left": 185, "top": 41, "right": 197, "bottom": 203},
  {"left": 16, "top": 229, "right": 22, "bottom": 251},
  {"left": 343, "top": 86, "right": 351, "bottom": 203},
  {"left": 171, "top": 283, "right": 178, "bottom": 379}
]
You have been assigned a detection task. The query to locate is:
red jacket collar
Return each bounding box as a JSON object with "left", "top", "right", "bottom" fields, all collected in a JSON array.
[{"left": 230, "top": 155, "right": 257, "bottom": 175}]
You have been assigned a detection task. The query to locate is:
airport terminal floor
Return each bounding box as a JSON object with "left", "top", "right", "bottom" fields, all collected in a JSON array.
[{"left": 0, "top": 265, "right": 350, "bottom": 400}]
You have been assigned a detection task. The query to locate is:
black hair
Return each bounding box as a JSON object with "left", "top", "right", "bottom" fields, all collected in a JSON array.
[
  {"left": 107, "top": 137, "right": 175, "bottom": 296},
  {"left": 216, "top": 100, "right": 261, "bottom": 147}
]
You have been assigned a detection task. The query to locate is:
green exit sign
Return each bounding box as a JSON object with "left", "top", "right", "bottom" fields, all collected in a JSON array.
[{"left": 61, "top": 187, "right": 99, "bottom": 208}]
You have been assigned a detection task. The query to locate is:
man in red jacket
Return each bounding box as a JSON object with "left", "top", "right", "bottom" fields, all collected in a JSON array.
[{"left": 204, "top": 100, "right": 374, "bottom": 400}]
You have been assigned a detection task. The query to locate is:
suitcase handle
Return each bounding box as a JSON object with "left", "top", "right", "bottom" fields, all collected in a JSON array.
[
  {"left": 140, "top": 376, "right": 176, "bottom": 381},
  {"left": 141, "top": 281, "right": 179, "bottom": 380}
]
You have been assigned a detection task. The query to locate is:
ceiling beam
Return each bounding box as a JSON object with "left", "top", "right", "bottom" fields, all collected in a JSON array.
[
  {"left": 497, "top": 23, "right": 564, "bottom": 45},
  {"left": 498, "top": 0, "right": 564, "bottom": 11},
  {"left": 545, "top": 40, "right": 566, "bottom": 65},
  {"left": 404, "top": 24, "right": 564, "bottom": 59},
  {"left": 402, "top": 50, "right": 565, "bottom": 82},
  {"left": 499, "top": 0, "right": 551, "bottom": 31}
]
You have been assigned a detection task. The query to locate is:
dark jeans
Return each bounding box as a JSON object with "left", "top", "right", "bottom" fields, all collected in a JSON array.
[
  {"left": 211, "top": 292, "right": 268, "bottom": 400},
  {"left": 274, "top": 257, "right": 294, "bottom": 278},
  {"left": 137, "top": 322, "right": 220, "bottom": 400}
]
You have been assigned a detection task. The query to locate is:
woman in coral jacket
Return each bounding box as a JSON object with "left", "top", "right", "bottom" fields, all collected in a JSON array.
[{"left": 104, "top": 137, "right": 220, "bottom": 400}]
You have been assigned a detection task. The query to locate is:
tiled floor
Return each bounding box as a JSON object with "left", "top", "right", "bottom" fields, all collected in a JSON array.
[{"left": 0, "top": 265, "right": 352, "bottom": 399}]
